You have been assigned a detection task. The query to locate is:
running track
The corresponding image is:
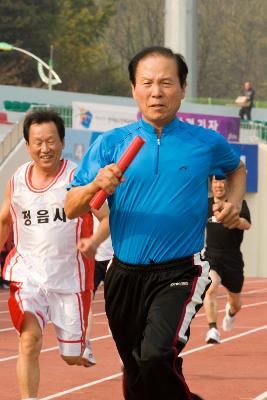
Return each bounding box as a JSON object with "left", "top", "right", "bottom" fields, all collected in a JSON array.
[{"left": 0, "top": 278, "right": 266, "bottom": 399}]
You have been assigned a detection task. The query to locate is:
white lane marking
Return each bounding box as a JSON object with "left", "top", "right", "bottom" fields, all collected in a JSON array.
[
  {"left": 2, "top": 287, "right": 267, "bottom": 303},
  {"left": 38, "top": 324, "right": 267, "bottom": 399},
  {"left": 1, "top": 299, "right": 267, "bottom": 334},
  {"left": 181, "top": 324, "right": 267, "bottom": 356},
  {"left": 252, "top": 391, "right": 267, "bottom": 400},
  {"left": 39, "top": 373, "right": 123, "bottom": 400},
  {"left": 196, "top": 300, "right": 267, "bottom": 318},
  {"left": 217, "top": 288, "right": 267, "bottom": 299},
  {"left": 0, "top": 334, "right": 112, "bottom": 362}
]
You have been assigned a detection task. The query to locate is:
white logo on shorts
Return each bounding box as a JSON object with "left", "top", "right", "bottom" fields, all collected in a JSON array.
[{"left": 170, "top": 281, "right": 189, "bottom": 287}]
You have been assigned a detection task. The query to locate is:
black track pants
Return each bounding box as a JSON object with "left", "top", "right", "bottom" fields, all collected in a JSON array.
[{"left": 104, "top": 254, "right": 210, "bottom": 400}]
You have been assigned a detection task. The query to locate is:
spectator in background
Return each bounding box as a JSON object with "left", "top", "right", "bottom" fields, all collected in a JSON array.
[
  {"left": 204, "top": 176, "right": 251, "bottom": 344},
  {"left": 239, "top": 81, "right": 255, "bottom": 121}
]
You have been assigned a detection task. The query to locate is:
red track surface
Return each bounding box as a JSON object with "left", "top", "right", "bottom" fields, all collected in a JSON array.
[{"left": 0, "top": 278, "right": 266, "bottom": 400}]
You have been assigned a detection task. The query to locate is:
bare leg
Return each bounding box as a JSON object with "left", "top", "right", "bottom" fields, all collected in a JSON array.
[
  {"left": 222, "top": 291, "right": 242, "bottom": 331},
  {"left": 204, "top": 269, "right": 221, "bottom": 324},
  {"left": 227, "top": 291, "right": 242, "bottom": 315},
  {"left": 17, "top": 312, "right": 43, "bottom": 399}
]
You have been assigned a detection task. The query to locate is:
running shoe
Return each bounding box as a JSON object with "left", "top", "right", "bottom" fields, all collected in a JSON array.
[
  {"left": 82, "top": 346, "right": 96, "bottom": 366},
  {"left": 222, "top": 302, "right": 236, "bottom": 331},
  {"left": 205, "top": 327, "right": 220, "bottom": 344}
]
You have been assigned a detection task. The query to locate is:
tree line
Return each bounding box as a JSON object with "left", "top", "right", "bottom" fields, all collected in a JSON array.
[{"left": 0, "top": 0, "right": 266, "bottom": 101}]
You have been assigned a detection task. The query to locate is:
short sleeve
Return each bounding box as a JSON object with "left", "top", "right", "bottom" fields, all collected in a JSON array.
[
  {"left": 68, "top": 135, "right": 108, "bottom": 189},
  {"left": 211, "top": 133, "right": 240, "bottom": 175}
]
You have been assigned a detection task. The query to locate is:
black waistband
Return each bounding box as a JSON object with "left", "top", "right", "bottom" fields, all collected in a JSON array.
[{"left": 113, "top": 255, "right": 194, "bottom": 272}]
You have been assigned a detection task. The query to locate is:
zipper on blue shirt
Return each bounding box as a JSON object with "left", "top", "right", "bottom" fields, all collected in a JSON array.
[{"left": 155, "top": 137, "right": 160, "bottom": 175}]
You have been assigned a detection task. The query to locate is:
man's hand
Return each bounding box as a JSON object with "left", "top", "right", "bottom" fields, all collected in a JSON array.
[
  {"left": 78, "top": 237, "right": 98, "bottom": 259},
  {"left": 94, "top": 164, "right": 125, "bottom": 195},
  {"left": 213, "top": 201, "right": 241, "bottom": 229}
]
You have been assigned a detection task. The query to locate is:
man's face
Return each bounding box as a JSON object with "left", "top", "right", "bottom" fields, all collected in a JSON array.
[
  {"left": 131, "top": 55, "right": 186, "bottom": 130},
  {"left": 211, "top": 178, "right": 226, "bottom": 199},
  {"left": 26, "top": 121, "right": 64, "bottom": 172}
]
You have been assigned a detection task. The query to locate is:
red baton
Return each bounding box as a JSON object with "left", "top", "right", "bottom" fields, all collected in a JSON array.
[{"left": 89, "top": 135, "right": 145, "bottom": 209}]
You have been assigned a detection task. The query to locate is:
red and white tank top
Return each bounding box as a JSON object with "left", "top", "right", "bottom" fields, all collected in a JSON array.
[{"left": 3, "top": 159, "right": 94, "bottom": 293}]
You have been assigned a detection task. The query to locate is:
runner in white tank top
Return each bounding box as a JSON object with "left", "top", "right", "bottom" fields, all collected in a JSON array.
[
  {"left": 5, "top": 159, "right": 91, "bottom": 293},
  {"left": 0, "top": 110, "right": 110, "bottom": 400}
]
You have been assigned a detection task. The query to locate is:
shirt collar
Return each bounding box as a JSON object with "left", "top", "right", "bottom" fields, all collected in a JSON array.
[{"left": 138, "top": 117, "right": 181, "bottom": 136}]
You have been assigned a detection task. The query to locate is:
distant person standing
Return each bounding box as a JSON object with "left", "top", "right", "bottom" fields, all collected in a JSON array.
[
  {"left": 204, "top": 176, "right": 251, "bottom": 344},
  {"left": 239, "top": 81, "right": 255, "bottom": 120}
]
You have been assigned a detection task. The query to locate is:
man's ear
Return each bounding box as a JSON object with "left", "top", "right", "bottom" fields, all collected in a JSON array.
[
  {"left": 25, "top": 141, "right": 30, "bottom": 154},
  {"left": 181, "top": 81, "right": 187, "bottom": 99},
  {"left": 131, "top": 83, "right": 136, "bottom": 100}
]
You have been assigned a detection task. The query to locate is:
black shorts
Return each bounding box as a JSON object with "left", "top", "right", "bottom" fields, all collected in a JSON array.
[
  {"left": 205, "top": 250, "right": 244, "bottom": 293},
  {"left": 94, "top": 259, "right": 110, "bottom": 293}
]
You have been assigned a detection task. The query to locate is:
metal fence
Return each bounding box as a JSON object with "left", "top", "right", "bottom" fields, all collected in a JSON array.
[
  {"left": 29, "top": 104, "right": 73, "bottom": 127},
  {"left": 1, "top": 107, "right": 267, "bottom": 166},
  {"left": 0, "top": 105, "right": 72, "bottom": 165},
  {"left": 31, "top": 105, "right": 267, "bottom": 143},
  {"left": 240, "top": 120, "right": 267, "bottom": 143}
]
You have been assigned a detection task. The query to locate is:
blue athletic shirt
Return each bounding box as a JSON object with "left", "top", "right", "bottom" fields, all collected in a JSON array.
[{"left": 69, "top": 118, "right": 240, "bottom": 264}]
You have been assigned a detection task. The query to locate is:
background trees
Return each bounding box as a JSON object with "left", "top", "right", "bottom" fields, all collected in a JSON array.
[
  {"left": 0, "top": 0, "right": 60, "bottom": 87},
  {"left": 0, "top": 0, "right": 266, "bottom": 100},
  {"left": 197, "top": 0, "right": 267, "bottom": 100}
]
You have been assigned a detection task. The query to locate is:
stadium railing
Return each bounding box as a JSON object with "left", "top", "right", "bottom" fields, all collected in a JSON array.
[
  {"left": 1, "top": 104, "right": 267, "bottom": 166},
  {"left": 30, "top": 104, "right": 72, "bottom": 127},
  {"left": 240, "top": 120, "right": 267, "bottom": 143}
]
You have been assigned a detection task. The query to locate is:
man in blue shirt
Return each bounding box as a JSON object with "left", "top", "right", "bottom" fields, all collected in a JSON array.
[{"left": 65, "top": 46, "right": 246, "bottom": 400}]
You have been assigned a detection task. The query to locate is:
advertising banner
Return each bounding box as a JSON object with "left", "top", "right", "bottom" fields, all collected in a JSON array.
[
  {"left": 177, "top": 112, "right": 240, "bottom": 142},
  {"left": 72, "top": 101, "right": 138, "bottom": 131}
]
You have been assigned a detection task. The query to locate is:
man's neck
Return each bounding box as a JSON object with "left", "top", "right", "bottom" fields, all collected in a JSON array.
[{"left": 30, "top": 161, "right": 62, "bottom": 188}]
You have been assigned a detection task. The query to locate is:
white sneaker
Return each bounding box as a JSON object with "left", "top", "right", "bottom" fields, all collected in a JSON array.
[
  {"left": 205, "top": 327, "right": 221, "bottom": 344},
  {"left": 222, "top": 302, "right": 236, "bottom": 331},
  {"left": 82, "top": 346, "right": 96, "bottom": 366}
]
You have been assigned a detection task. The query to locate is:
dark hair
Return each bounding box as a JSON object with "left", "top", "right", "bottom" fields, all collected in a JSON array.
[
  {"left": 23, "top": 109, "right": 65, "bottom": 143},
  {"left": 128, "top": 46, "right": 188, "bottom": 88},
  {"left": 209, "top": 175, "right": 226, "bottom": 183}
]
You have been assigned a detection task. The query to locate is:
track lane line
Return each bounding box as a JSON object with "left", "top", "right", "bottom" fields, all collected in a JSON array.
[
  {"left": 1, "top": 300, "right": 267, "bottom": 333},
  {"left": 181, "top": 324, "right": 267, "bottom": 356},
  {"left": 39, "top": 373, "right": 123, "bottom": 400},
  {"left": 37, "top": 323, "right": 267, "bottom": 399},
  {"left": 0, "top": 334, "right": 112, "bottom": 362},
  {"left": 253, "top": 391, "right": 267, "bottom": 400}
]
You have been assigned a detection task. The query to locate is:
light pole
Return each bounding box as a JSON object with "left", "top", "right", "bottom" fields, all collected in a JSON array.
[
  {"left": 164, "top": 0, "right": 197, "bottom": 100},
  {"left": 0, "top": 41, "right": 62, "bottom": 89}
]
